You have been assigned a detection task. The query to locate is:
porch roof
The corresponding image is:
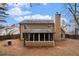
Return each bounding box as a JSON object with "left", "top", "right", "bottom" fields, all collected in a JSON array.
[{"left": 23, "top": 29, "right": 54, "bottom": 33}]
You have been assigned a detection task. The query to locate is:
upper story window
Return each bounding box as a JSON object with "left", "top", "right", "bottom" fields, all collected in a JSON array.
[
  {"left": 24, "top": 25, "right": 27, "bottom": 29},
  {"left": 48, "top": 25, "right": 51, "bottom": 28}
]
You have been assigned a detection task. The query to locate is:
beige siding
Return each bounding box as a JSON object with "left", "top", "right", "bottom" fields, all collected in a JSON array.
[
  {"left": 26, "top": 23, "right": 53, "bottom": 29},
  {"left": 20, "top": 23, "right": 54, "bottom": 40},
  {"left": 21, "top": 23, "right": 54, "bottom": 33}
]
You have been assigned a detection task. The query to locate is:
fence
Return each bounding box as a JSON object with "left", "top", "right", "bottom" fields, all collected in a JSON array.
[
  {"left": 65, "top": 34, "right": 79, "bottom": 39},
  {"left": 0, "top": 34, "right": 20, "bottom": 41},
  {"left": 0, "top": 34, "right": 79, "bottom": 41}
]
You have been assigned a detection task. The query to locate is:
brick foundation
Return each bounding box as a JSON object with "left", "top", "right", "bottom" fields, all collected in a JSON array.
[{"left": 25, "top": 41, "right": 55, "bottom": 47}]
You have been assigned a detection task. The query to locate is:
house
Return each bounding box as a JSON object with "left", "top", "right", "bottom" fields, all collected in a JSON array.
[
  {"left": 19, "top": 13, "right": 65, "bottom": 46},
  {"left": 0, "top": 24, "right": 19, "bottom": 36}
]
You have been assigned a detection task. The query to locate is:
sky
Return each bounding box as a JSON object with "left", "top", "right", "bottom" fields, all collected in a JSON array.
[
  {"left": 5, "top": 3, "right": 69, "bottom": 25},
  {"left": 1, "top": 3, "right": 79, "bottom": 34}
]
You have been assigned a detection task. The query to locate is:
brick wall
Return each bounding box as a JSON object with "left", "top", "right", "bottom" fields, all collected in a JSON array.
[{"left": 25, "top": 41, "right": 55, "bottom": 47}]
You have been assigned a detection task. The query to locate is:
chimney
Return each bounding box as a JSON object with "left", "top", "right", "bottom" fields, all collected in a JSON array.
[{"left": 54, "top": 12, "right": 61, "bottom": 40}]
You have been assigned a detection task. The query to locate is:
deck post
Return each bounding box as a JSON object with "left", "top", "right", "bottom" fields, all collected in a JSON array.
[
  {"left": 28, "top": 33, "right": 30, "bottom": 41},
  {"left": 38, "top": 33, "right": 40, "bottom": 41},
  {"left": 24, "top": 34, "right": 26, "bottom": 46},
  {"left": 24, "top": 38, "right": 26, "bottom": 46}
]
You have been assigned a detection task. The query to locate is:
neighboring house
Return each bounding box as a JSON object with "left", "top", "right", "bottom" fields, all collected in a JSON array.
[
  {"left": 68, "top": 19, "right": 79, "bottom": 35},
  {"left": 19, "top": 13, "right": 65, "bottom": 46},
  {"left": 0, "top": 24, "right": 19, "bottom": 36},
  {"left": 0, "top": 28, "right": 5, "bottom": 36}
]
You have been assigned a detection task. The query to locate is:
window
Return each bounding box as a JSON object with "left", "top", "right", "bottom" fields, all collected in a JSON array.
[
  {"left": 30, "top": 33, "right": 33, "bottom": 41},
  {"left": 23, "top": 33, "right": 53, "bottom": 41},
  {"left": 45, "top": 33, "right": 49, "bottom": 41},
  {"left": 40, "top": 33, "right": 44, "bottom": 41},
  {"left": 24, "top": 25, "right": 27, "bottom": 29},
  {"left": 61, "top": 34, "right": 63, "bottom": 38},
  {"left": 50, "top": 33, "right": 53, "bottom": 41},
  {"left": 35, "top": 33, "right": 38, "bottom": 41},
  {"left": 23, "top": 33, "right": 28, "bottom": 41}
]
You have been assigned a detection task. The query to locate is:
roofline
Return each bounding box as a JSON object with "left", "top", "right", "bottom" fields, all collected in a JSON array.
[{"left": 19, "top": 20, "right": 54, "bottom": 24}]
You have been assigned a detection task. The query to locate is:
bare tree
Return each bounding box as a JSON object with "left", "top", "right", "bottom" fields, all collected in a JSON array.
[
  {"left": 61, "top": 3, "right": 79, "bottom": 36},
  {"left": 67, "top": 3, "right": 79, "bottom": 36}
]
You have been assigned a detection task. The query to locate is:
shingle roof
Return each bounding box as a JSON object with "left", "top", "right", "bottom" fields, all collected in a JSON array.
[{"left": 20, "top": 20, "right": 54, "bottom": 24}]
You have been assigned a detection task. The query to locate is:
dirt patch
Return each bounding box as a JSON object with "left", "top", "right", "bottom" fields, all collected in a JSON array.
[{"left": 0, "top": 39, "right": 79, "bottom": 56}]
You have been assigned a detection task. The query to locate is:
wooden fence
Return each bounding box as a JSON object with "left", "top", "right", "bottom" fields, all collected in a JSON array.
[
  {"left": 65, "top": 34, "right": 79, "bottom": 39},
  {"left": 0, "top": 34, "right": 79, "bottom": 41},
  {"left": 0, "top": 34, "right": 20, "bottom": 41}
]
